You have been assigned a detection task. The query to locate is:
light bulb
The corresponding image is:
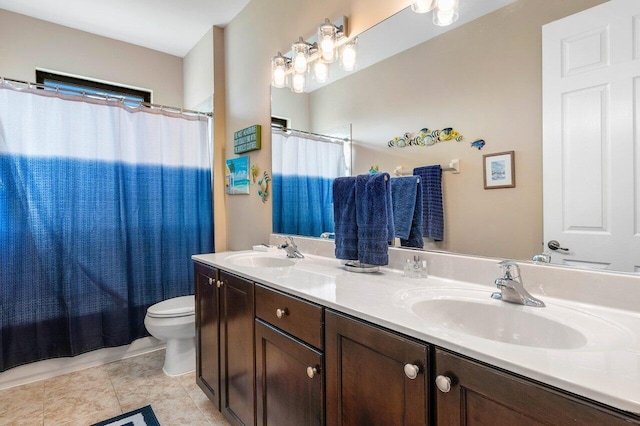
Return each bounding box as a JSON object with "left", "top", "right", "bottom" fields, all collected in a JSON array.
[
  {"left": 313, "top": 61, "right": 329, "bottom": 83},
  {"left": 273, "top": 67, "right": 286, "bottom": 88},
  {"left": 271, "top": 52, "right": 289, "bottom": 88},
  {"left": 293, "top": 52, "right": 308, "bottom": 74},
  {"left": 433, "top": 0, "right": 458, "bottom": 26},
  {"left": 411, "top": 0, "right": 437, "bottom": 13},
  {"left": 341, "top": 39, "right": 357, "bottom": 72},
  {"left": 318, "top": 19, "right": 338, "bottom": 64},
  {"left": 292, "top": 38, "right": 310, "bottom": 74},
  {"left": 292, "top": 73, "right": 305, "bottom": 93},
  {"left": 320, "top": 36, "right": 336, "bottom": 62}
]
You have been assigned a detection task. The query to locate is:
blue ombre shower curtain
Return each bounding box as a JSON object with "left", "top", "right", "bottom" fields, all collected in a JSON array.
[
  {"left": 0, "top": 83, "right": 213, "bottom": 372},
  {"left": 272, "top": 130, "right": 348, "bottom": 237}
]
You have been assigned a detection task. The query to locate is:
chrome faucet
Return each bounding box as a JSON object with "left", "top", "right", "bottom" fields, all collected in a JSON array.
[
  {"left": 491, "top": 260, "right": 545, "bottom": 307},
  {"left": 278, "top": 236, "right": 304, "bottom": 258}
]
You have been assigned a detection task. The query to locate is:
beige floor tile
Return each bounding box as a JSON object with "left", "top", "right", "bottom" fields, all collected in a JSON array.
[{"left": 0, "top": 381, "right": 44, "bottom": 426}]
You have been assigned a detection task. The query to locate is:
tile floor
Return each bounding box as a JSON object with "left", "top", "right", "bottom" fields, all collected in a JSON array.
[{"left": 0, "top": 350, "right": 230, "bottom": 426}]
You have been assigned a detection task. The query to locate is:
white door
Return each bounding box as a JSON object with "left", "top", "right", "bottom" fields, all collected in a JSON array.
[{"left": 543, "top": 0, "right": 640, "bottom": 272}]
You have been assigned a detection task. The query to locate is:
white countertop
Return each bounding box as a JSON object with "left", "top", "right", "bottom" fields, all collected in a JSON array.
[{"left": 192, "top": 250, "right": 640, "bottom": 415}]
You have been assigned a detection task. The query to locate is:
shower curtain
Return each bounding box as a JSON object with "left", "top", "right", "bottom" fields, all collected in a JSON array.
[
  {"left": 272, "top": 130, "right": 348, "bottom": 237},
  {"left": 0, "top": 83, "right": 213, "bottom": 372}
]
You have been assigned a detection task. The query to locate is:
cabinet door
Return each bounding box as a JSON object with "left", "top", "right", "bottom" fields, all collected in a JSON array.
[
  {"left": 194, "top": 262, "right": 220, "bottom": 409},
  {"left": 255, "top": 320, "right": 324, "bottom": 426},
  {"left": 326, "top": 310, "right": 429, "bottom": 426},
  {"left": 220, "top": 270, "right": 255, "bottom": 426},
  {"left": 435, "top": 348, "right": 640, "bottom": 426}
]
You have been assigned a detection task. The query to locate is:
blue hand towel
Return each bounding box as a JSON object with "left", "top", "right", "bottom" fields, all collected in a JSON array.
[
  {"left": 400, "top": 178, "right": 424, "bottom": 248},
  {"left": 356, "top": 173, "right": 392, "bottom": 266},
  {"left": 332, "top": 177, "right": 358, "bottom": 260},
  {"left": 390, "top": 176, "right": 420, "bottom": 240},
  {"left": 413, "top": 165, "right": 444, "bottom": 241}
]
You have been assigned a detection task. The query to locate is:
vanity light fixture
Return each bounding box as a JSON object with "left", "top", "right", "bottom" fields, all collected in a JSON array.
[
  {"left": 271, "top": 16, "right": 355, "bottom": 93},
  {"left": 411, "top": 0, "right": 437, "bottom": 14},
  {"left": 433, "top": 0, "right": 459, "bottom": 26}
]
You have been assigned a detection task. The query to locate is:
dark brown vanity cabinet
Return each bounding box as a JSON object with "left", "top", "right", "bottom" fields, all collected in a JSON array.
[
  {"left": 326, "top": 310, "right": 430, "bottom": 426},
  {"left": 255, "top": 284, "right": 324, "bottom": 425},
  {"left": 194, "top": 262, "right": 255, "bottom": 426},
  {"left": 194, "top": 262, "right": 220, "bottom": 408},
  {"left": 434, "top": 348, "right": 640, "bottom": 426}
]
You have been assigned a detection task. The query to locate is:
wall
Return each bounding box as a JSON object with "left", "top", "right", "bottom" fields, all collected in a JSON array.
[
  {"left": 183, "top": 27, "right": 214, "bottom": 112},
  {"left": 223, "top": 0, "right": 606, "bottom": 254},
  {"left": 0, "top": 9, "right": 183, "bottom": 107},
  {"left": 223, "top": 0, "right": 409, "bottom": 250}
]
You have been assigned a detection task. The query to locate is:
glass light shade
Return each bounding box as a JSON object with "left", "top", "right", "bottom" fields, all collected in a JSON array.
[
  {"left": 291, "top": 73, "right": 306, "bottom": 93},
  {"left": 271, "top": 52, "right": 288, "bottom": 88},
  {"left": 318, "top": 19, "right": 338, "bottom": 63},
  {"left": 411, "top": 0, "right": 437, "bottom": 14},
  {"left": 433, "top": 0, "right": 459, "bottom": 26},
  {"left": 292, "top": 38, "right": 310, "bottom": 74},
  {"left": 341, "top": 39, "right": 358, "bottom": 72},
  {"left": 313, "top": 61, "right": 329, "bottom": 83}
]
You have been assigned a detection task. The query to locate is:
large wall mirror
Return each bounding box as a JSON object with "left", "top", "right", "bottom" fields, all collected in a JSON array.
[{"left": 270, "top": 0, "right": 640, "bottom": 276}]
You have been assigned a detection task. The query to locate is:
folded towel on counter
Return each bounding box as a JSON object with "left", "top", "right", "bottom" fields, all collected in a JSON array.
[
  {"left": 413, "top": 165, "right": 444, "bottom": 241},
  {"left": 390, "top": 176, "right": 420, "bottom": 240},
  {"left": 332, "top": 177, "right": 358, "bottom": 260},
  {"left": 356, "top": 173, "right": 393, "bottom": 266}
]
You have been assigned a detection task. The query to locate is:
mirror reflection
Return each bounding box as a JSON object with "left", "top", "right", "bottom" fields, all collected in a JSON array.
[{"left": 271, "top": 0, "right": 638, "bottom": 275}]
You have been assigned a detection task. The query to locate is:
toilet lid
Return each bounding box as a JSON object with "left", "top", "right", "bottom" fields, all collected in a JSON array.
[{"left": 147, "top": 295, "right": 195, "bottom": 318}]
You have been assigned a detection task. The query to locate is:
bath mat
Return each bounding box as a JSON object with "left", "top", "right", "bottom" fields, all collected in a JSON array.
[{"left": 91, "top": 405, "right": 160, "bottom": 426}]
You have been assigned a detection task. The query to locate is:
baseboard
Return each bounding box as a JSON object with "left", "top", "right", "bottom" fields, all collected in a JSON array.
[{"left": 0, "top": 337, "right": 165, "bottom": 390}]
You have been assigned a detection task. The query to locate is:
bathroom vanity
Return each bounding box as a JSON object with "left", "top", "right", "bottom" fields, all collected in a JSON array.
[{"left": 193, "top": 248, "right": 640, "bottom": 426}]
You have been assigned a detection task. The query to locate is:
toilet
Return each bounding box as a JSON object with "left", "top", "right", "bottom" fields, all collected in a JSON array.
[{"left": 144, "top": 295, "right": 195, "bottom": 376}]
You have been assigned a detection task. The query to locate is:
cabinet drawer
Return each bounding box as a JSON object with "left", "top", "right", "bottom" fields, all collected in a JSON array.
[{"left": 255, "top": 284, "right": 323, "bottom": 349}]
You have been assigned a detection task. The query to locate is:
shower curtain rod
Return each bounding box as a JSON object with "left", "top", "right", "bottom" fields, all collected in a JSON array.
[
  {"left": 0, "top": 76, "right": 212, "bottom": 118},
  {"left": 272, "top": 125, "right": 350, "bottom": 144}
]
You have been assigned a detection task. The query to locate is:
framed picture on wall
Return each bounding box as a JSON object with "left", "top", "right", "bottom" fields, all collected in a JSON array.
[{"left": 483, "top": 151, "right": 515, "bottom": 189}]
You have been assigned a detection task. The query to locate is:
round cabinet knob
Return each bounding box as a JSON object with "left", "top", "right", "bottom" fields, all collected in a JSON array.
[
  {"left": 435, "top": 375, "right": 452, "bottom": 393},
  {"left": 306, "top": 366, "right": 318, "bottom": 379},
  {"left": 276, "top": 308, "right": 288, "bottom": 319},
  {"left": 208, "top": 277, "right": 213, "bottom": 285},
  {"left": 404, "top": 363, "right": 420, "bottom": 380},
  {"left": 216, "top": 280, "right": 223, "bottom": 288}
]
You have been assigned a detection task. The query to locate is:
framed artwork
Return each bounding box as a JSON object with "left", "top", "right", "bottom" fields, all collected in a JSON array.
[
  {"left": 225, "top": 156, "right": 250, "bottom": 194},
  {"left": 483, "top": 151, "right": 515, "bottom": 189}
]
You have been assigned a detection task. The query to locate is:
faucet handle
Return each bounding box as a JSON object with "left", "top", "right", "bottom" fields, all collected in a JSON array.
[{"left": 498, "top": 260, "right": 520, "bottom": 279}]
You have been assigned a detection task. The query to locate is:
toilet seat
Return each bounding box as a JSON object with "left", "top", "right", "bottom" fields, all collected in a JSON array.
[{"left": 147, "top": 295, "right": 194, "bottom": 318}]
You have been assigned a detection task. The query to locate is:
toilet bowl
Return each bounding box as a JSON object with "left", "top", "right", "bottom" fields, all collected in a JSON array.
[{"left": 144, "top": 295, "right": 195, "bottom": 376}]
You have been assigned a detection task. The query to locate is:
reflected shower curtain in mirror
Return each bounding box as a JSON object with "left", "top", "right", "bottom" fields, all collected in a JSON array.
[
  {"left": 0, "top": 84, "right": 213, "bottom": 372},
  {"left": 272, "top": 130, "right": 348, "bottom": 237}
]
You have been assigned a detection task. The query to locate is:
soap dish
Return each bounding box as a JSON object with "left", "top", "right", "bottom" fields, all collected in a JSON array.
[{"left": 344, "top": 261, "right": 380, "bottom": 273}]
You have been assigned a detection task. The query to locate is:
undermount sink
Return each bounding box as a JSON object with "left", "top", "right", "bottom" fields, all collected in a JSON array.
[
  {"left": 397, "top": 288, "right": 629, "bottom": 350},
  {"left": 412, "top": 299, "right": 585, "bottom": 349},
  {"left": 227, "top": 253, "right": 296, "bottom": 268}
]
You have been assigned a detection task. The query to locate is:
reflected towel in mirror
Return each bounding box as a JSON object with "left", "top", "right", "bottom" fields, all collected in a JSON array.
[
  {"left": 413, "top": 165, "right": 444, "bottom": 241},
  {"left": 390, "top": 176, "right": 423, "bottom": 248}
]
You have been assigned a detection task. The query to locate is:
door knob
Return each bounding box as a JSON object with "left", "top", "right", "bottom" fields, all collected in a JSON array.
[
  {"left": 276, "top": 308, "right": 288, "bottom": 319},
  {"left": 208, "top": 277, "right": 214, "bottom": 286},
  {"left": 306, "top": 366, "right": 319, "bottom": 378},
  {"left": 547, "top": 240, "right": 569, "bottom": 252},
  {"left": 216, "top": 280, "right": 223, "bottom": 288},
  {"left": 435, "top": 375, "right": 452, "bottom": 393},
  {"left": 403, "top": 363, "right": 420, "bottom": 380}
]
